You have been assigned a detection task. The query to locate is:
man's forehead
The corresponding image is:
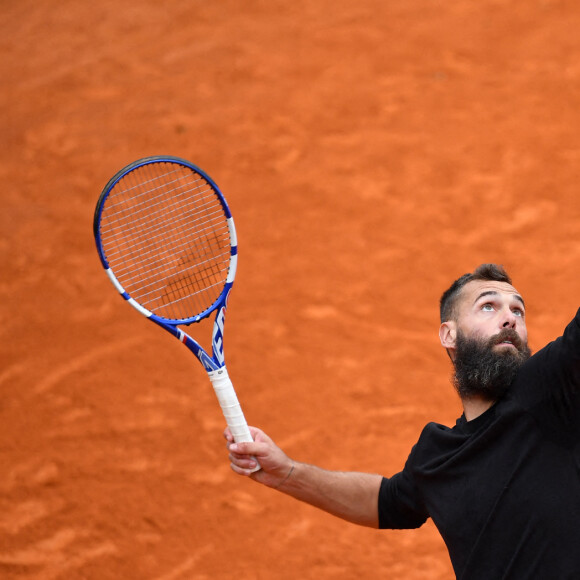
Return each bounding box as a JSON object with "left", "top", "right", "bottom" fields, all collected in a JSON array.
[{"left": 459, "top": 280, "right": 524, "bottom": 306}]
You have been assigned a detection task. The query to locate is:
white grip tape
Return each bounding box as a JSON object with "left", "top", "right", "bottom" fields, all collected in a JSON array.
[
  {"left": 209, "top": 368, "right": 252, "bottom": 441},
  {"left": 208, "top": 367, "right": 253, "bottom": 443},
  {"left": 208, "top": 367, "right": 260, "bottom": 472}
]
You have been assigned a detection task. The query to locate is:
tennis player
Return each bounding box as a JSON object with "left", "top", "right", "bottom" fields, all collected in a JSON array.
[{"left": 225, "top": 264, "right": 580, "bottom": 579}]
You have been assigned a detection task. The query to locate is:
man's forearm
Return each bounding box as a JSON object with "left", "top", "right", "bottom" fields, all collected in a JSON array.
[{"left": 276, "top": 461, "right": 382, "bottom": 528}]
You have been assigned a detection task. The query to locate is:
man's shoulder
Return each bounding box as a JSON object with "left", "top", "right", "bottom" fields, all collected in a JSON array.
[{"left": 407, "top": 418, "right": 472, "bottom": 467}]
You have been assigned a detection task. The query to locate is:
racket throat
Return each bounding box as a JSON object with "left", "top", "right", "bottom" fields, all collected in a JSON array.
[
  {"left": 211, "top": 307, "right": 227, "bottom": 366},
  {"left": 175, "top": 328, "right": 217, "bottom": 372}
]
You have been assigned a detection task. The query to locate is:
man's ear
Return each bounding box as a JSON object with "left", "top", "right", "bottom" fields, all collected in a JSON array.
[{"left": 439, "top": 321, "right": 457, "bottom": 351}]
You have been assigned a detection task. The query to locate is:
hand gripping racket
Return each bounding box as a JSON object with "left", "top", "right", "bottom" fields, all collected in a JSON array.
[{"left": 93, "top": 156, "right": 258, "bottom": 468}]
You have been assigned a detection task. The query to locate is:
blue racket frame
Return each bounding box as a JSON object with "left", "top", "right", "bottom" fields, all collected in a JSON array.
[{"left": 93, "top": 156, "right": 238, "bottom": 373}]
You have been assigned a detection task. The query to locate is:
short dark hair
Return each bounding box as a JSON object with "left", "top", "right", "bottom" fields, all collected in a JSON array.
[{"left": 439, "top": 264, "right": 512, "bottom": 323}]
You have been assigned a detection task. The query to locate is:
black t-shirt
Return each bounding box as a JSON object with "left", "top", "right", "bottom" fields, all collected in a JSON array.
[{"left": 378, "top": 309, "right": 580, "bottom": 579}]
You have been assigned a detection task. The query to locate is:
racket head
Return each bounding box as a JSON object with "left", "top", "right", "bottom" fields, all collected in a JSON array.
[{"left": 93, "top": 156, "right": 237, "bottom": 325}]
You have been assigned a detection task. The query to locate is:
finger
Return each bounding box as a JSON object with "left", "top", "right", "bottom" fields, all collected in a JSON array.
[
  {"left": 230, "top": 459, "right": 259, "bottom": 475},
  {"left": 229, "top": 442, "right": 255, "bottom": 454},
  {"left": 229, "top": 450, "right": 253, "bottom": 462}
]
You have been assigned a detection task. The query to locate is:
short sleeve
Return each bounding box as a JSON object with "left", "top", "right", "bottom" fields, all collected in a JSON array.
[{"left": 378, "top": 469, "right": 428, "bottom": 530}]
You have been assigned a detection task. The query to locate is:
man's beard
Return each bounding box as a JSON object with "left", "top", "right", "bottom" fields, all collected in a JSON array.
[{"left": 453, "top": 328, "right": 532, "bottom": 401}]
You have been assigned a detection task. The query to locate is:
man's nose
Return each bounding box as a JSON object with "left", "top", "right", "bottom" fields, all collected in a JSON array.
[{"left": 502, "top": 310, "right": 517, "bottom": 328}]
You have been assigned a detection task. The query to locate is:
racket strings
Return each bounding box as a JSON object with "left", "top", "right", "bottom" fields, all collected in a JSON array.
[
  {"left": 99, "top": 162, "right": 232, "bottom": 320},
  {"left": 105, "top": 212, "right": 228, "bottom": 276},
  {"left": 104, "top": 210, "right": 228, "bottom": 271},
  {"left": 103, "top": 179, "right": 218, "bottom": 240}
]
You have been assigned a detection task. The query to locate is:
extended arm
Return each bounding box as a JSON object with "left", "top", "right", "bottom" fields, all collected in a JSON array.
[{"left": 225, "top": 427, "right": 382, "bottom": 528}]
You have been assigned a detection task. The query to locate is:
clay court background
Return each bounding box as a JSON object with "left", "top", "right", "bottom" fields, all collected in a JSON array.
[{"left": 2, "top": 1, "right": 580, "bottom": 578}]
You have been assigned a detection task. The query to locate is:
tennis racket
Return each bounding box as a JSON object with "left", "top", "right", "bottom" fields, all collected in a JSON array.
[{"left": 93, "top": 156, "right": 258, "bottom": 466}]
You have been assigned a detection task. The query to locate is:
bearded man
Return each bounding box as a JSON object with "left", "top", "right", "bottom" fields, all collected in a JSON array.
[{"left": 225, "top": 264, "right": 580, "bottom": 579}]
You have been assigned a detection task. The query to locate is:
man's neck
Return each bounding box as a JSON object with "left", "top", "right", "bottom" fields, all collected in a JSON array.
[{"left": 462, "top": 396, "right": 495, "bottom": 421}]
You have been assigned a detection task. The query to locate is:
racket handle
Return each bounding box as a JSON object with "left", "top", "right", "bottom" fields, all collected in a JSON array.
[{"left": 208, "top": 367, "right": 260, "bottom": 472}]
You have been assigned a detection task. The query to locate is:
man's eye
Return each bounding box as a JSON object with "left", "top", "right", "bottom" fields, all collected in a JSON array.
[
  {"left": 482, "top": 304, "right": 494, "bottom": 311},
  {"left": 513, "top": 308, "right": 524, "bottom": 317}
]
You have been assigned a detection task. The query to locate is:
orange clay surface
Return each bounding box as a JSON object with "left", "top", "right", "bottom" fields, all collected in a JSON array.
[{"left": 1, "top": 1, "right": 580, "bottom": 578}]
